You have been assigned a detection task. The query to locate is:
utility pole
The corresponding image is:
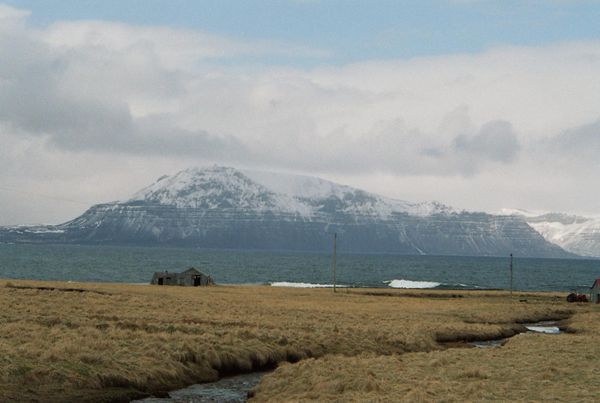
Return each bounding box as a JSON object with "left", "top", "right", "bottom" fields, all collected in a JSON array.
[
  {"left": 510, "top": 253, "right": 513, "bottom": 299},
  {"left": 331, "top": 232, "right": 337, "bottom": 293}
]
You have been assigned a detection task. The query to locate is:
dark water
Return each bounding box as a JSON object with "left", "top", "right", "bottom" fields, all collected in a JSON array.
[
  {"left": 0, "top": 243, "right": 598, "bottom": 291},
  {"left": 133, "top": 372, "right": 268, "bottom": 403}
]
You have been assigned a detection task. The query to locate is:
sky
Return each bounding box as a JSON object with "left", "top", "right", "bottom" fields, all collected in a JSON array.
[{"left": 1, "top": 1, "right": 600, "bottom": 225}]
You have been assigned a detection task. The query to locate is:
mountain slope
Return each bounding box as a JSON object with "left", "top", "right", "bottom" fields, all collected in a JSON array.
[
  {"left": 500, "top": 210, "right": 600, "bottom": 257},
  {"left": 0, "top": 166, "right": 572, "bottom": 257}
]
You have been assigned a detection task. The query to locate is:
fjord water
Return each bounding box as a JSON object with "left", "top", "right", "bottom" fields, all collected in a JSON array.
[{"left": 0, "top": 243, "right": 597, "bottom": 291}]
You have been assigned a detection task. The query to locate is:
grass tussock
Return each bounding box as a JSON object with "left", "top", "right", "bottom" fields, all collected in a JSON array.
[{"left": 0, "top": 279, "right": 580, "bottom": 402}]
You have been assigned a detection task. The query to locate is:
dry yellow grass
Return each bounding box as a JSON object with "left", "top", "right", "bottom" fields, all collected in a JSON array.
[
  {"left": 0, "top": 279, "right": 583, "bottom": 402},
  {"left": 252, "top": 304, "right": 600, "bottom": 402}
]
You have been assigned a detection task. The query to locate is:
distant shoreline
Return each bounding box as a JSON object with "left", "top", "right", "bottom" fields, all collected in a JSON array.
[{"left": 1, "top": 243, "right": 598, "bottom": 293}]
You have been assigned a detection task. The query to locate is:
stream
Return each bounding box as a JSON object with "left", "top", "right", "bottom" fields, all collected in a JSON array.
[
  {"left": 133, "top": 371, "right": 269, "bottom": 403},
  {"left": 133, "top": 321, "right": 563, "bottom": 402},
  {"left": 469, "top": 320, "right": 562, "bottom": 349}
]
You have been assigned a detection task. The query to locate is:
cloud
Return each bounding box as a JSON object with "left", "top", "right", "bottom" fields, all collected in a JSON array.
[
  {"left": 43, "top": 20, "right": 330, "bottom": 68},
  {"left": 0, "top": 3, "right": 29, "bottom": 28},
  {"left": 452, "top": 120, "right": 519, "bottom": 163},
  {"left": 2, "top": 3, "right": 600, "bottom": 223},
  {"left": 546, "top": 119, "right": 600, "bottom": 158},
  {"left": 0, "top": 10, "right": 596, "bottom": 175}
]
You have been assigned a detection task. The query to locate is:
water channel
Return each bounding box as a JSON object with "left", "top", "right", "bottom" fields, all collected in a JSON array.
[
  {"left": 133, "top": 371, "right": 269, "bottom": 403},
  {"left": 469, "top": 321, "right": 562, "bottom": 349},
  {"left": 134, "top": 321, "right": 563, "bottom": 402}
]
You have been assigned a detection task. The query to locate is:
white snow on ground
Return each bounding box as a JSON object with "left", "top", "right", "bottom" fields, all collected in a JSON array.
[
  {"left": 385, "top": 279, "right": 441, "bottom": 289},
  {"left": 497, "top": 208, "right": 600, "bottom": 257},
  {"left": 270, "top": 282, "right": 348, "bottom": 288},
  {"left": 496, "top": 208, "right": 547, "bottom": 218},
  {"left": 526, "top": 326, "right": 560, "bottom": 334},
  {"left": 244, "top": 168, "right": 453, "bottom": 218},
  {"left": 242, "top": 168, "right": 355, "bottom": 200},
  {"left": 129, "top": 165, "right": 454, "bottom": 220},
  {"left": 529, "top": 218, "right": 600, "bottom": 245},
  {"left": 24, "top": 228, "right": 65, "bottom": 234}
]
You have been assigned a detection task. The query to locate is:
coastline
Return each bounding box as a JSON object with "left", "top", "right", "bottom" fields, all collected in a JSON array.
[
  {"left": 1, "top": 243, "right": 598, "bottom": 292},
  {"left": 0, "top": 280, "right": 596, "bottom": 402}
]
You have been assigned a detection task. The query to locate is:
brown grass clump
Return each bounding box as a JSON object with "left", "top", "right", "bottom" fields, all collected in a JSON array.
[{"left": 0, "top": 280, "right": 579, "bottom": 402}]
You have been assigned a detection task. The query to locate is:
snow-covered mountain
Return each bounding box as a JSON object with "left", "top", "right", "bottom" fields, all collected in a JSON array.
[
  {"left": 499, "top": 209, "right": 600, "bottom": 257},
  {"left": 130, "top": 166, "right": 452, "bottom": 220},
  {"left": 0, "top": 166, "right": 571, "bottom": 257}
]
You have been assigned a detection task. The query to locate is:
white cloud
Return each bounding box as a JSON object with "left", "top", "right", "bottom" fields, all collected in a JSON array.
[
  {"left": 0, "top": 3, "right": 29, "bottom": 26},
  {"left": 43, "top": 20, "right": 330, "bottom": 68},
  {"left": 1, "top": 4, "right": 600, "bottom": 223}
]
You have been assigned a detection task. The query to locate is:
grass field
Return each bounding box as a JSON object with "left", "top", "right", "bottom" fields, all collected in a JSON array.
[
  {"left": 0, "top": 280, "right": 594, "bottom": 402},
  {"left": 252, "top": 309, "right": 600, "bottom": 402}
]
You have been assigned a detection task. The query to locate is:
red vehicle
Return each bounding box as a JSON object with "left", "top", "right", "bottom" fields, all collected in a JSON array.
[{"left": 566, "top": 292, "right": 588, "bottom": 303}]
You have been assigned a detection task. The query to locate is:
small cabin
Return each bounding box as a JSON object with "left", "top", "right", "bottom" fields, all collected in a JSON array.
[
  {"left": 151, "top": 268, "right": 214, "bottom": 287},
  {"left": 591, "top": 279, "right": 600, "bottom": 303}
]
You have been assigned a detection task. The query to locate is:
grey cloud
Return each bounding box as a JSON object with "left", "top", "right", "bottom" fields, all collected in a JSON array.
[
  {"left": 390, "top": 120, "right": 521, "bottom": 176},
  {"left": 5, "top": 4, "right": 600, "bottom": 225},
  {"left": 452, "top": 120, "right": 520, "bottom": 163},
  {"left": 547, "top": 119, "right": 600, "bottom": 158},
  {"left": 46, "top": 113, "right": 253, "bottom": 160},
  {"left": 0, "top": 22, "right": 249, "bottom": 159},
  {"left": 0, "top": 8, "right": 530, "bottom": 181},
  {"left": 251, "top": 119, "right": 522, "bottom": 177},
  {"left": 0, "top": 10, "right": 329, "bottom": 163},
  {"left": 131, "top": 116, "right": 252, "bottom": 160},
  {"left": 0, "top": 32, "right": 132, "bottom": 146}
]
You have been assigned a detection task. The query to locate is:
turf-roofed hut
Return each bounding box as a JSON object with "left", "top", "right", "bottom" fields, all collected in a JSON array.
[
  {"left": 591, "top": 279, "right": 600, "bottom": 303},
  {"left": 151, "top": 267, "right": 214, "bottom": 286}
]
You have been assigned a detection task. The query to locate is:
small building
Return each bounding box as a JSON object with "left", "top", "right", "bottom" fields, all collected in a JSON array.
[
  {"left": 591, "top": 279, "right": 600, "bottom": 303},
  {"left": 151, "top": 268, "right": 214, "bottom": 287}
]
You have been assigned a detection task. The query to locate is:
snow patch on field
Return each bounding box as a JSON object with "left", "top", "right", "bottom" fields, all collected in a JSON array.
[
  {"left": 270, "top": 282, "right": 348, "bottom": 288},
  {"left": 526, "top": 326, "right": 560, "bottom": 334},
  {"left": 385, "top": 279, "right": 441, "bottom": 289}
]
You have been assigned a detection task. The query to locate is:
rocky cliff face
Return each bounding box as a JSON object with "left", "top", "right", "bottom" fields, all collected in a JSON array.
[{"left": 0, "top": 166, "right": 572, "bottom": 257}]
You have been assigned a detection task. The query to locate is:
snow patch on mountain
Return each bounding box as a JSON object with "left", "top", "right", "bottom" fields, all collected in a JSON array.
[
  {"left": 244, "top": 168, "right": 445, "bottom": 216},
  {"left": 497, "top": 208, "right": 546, "bottom": 218},
  {"left": 130, "top": 166, "right": 312, "bottom": 217},
  {"left": 243, "top": 168, "right": 454, "bottom": 217},
  {"left": 129, "top": 165, "right": 454, "bottom": 220},
  {"left": 0, "top": 168, "right": 571, "bottom": 258},
  {"left": 498, "top": 209, "right": 600, "bottom": 257},
  {"left": 241, "top": 169, "right": 354, "bottom": 200}
]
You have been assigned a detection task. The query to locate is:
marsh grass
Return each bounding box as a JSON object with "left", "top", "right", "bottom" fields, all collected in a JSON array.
[
  {"left": 0, "top": 280, "right": 578, "bottom": 402},
  {"left": 252, "top": 303, "right": 600, "bottom": 402}
]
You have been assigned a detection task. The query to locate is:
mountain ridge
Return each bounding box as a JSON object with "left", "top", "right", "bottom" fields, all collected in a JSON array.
[
  {"left": 0, "top": 166, "right": 574, "bottom": 258},
  {"left": 498, "top": 209, "right": 600, "bottom": 257},
  {"left": 129, "top": 166, "right": 455, "bottom": 220}
]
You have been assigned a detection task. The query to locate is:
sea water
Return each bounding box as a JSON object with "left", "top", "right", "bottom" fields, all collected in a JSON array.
[{"left": 0, "top": 243, "right": 598, "bottom": 291}]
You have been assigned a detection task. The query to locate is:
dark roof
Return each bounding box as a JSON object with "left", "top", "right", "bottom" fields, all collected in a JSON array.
[
  {"left": 182, "top": 267, "right": 202, "bottom": 275},
  {"left": 592, "top": 279, "right": 600, "bottom": 289},
  {"left": 153, "top": 268, "right": 206, "bottom": 277}
]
